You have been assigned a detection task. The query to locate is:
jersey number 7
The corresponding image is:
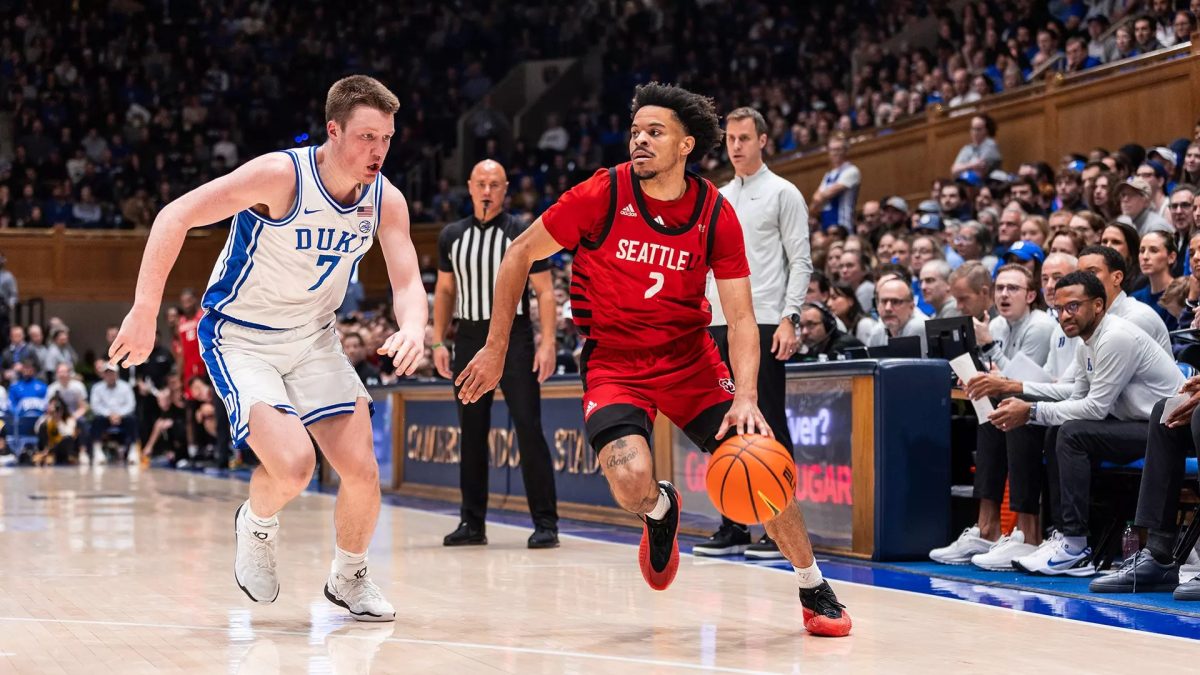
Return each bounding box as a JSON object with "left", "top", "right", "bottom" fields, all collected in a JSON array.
[{"left": 308, "top": 254, "right": 340, "bottom": 291}]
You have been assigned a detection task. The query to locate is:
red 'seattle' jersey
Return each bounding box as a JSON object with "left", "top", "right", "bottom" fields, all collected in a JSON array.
[
  {"left": 541, "top": 163, "right": 750, "bottom": 348},
  {"left": 177, "top": 309, "right": 207, "bottom": 398}
]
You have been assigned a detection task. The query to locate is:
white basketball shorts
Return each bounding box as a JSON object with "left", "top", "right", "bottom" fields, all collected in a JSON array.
[{"left": 197, "top": 311, "right": 370, "bottom": 448}]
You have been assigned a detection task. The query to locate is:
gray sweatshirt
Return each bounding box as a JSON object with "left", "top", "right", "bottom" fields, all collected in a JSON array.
[
  {"left": 1035, "top": 313, "right": 1184, "bottom": 426},
  {"left": 984, "top": 309, "right": 1056, "bottom": 370},
  {"left": 708, "top": 163, "right": 811, "bottom": 326},
  {"left": 1109, "top": 291, "right": 1171, "bottom": 354}
]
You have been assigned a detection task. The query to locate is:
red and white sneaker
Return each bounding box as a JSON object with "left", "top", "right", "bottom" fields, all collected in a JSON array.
[
  {"left": 800, "top": 581, "right": 852, "bottom": 637},
  {"left": 638, "top": 481, "right": 681, "bottom": 591}
]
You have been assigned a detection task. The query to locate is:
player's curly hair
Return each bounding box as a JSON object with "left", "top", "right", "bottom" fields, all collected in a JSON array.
[{"left": 630, "top": 82, "right": 722, "bottom": 158}]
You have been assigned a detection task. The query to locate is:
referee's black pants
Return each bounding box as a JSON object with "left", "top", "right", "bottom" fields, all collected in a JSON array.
[
  {"left": 709, "top": 323, "right": 793, "bottom": 529},
  {"left": 452, "top": 317, "right": 559, "bottom": 531}
]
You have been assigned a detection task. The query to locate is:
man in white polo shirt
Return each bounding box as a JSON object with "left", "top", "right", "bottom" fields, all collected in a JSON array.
[{"left": 699, "top": 106, "right": 811, "bottom": 560}]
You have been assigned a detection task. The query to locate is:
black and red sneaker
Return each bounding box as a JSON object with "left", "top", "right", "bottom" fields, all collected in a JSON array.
[
  {"left": 799, "top": 581, "right": 852, "bottom": 637},
  {"left": 638, "top": 481, "right": 681, "bottom": 591}
]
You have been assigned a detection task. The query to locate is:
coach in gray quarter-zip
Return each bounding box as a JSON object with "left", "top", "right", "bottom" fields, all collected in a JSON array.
[{"left": 698, "top": 106, "right": 811, "bottom": 561}]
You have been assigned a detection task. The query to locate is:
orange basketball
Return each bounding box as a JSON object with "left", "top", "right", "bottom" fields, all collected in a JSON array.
[{"left": 705, "top": 434, "right": 796, "bottom": 525}]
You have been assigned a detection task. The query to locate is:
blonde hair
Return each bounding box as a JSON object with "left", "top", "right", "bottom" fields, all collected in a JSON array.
[{"left": 325, "top": 75, "right": 400, "bottom": 128}]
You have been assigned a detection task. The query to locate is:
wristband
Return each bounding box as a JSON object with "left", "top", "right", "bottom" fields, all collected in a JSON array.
[{"left": 432, "top": 342, "right": 447, "bottom": 350}]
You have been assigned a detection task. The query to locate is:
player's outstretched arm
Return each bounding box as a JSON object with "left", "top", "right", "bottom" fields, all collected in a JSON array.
[
  {"left": 714, "top": 275, "right": 773, "bottom": 439},
  {"left": 109, "top": 153, "right": 299, "bottom": 367},
  {"left": 456, "top": 217, "right": 562, "bottom": 402},
  {"left": 377, "top": 180, "right": 429, "bottom": 377}
]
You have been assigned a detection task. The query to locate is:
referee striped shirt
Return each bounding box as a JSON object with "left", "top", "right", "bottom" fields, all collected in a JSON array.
[{"left": 437, "top": 213, "right": 548, "bottom": 321}]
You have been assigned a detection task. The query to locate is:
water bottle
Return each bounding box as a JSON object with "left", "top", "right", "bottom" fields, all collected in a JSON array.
[{"left": 1121, "top": 522, "right": 1140, "bottom": 562}]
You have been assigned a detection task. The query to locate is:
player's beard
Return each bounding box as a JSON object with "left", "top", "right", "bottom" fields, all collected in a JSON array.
[{"left": 632, "top": 166, "right": 658, "bottom": 180}]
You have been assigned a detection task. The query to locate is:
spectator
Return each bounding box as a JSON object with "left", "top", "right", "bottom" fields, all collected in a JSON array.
[
  {"left": 1062, "top": 36, "right": 1101, "bottom": 72},
  {"left": 1116, "top": 177, "right": 1172, "bottom": 236},
  {"left": 829, "top": 282, "right": 887, "bottom": 347},
  {"left": 919, "top": 260, "right": 960, "bottom": 319},
  {"left": 26, "top": 325, "right": 49, "bottom": 372},
  {"left": 1088, "top": 172, "right": 1118, "bottom": 220},
  {"left": 536, "top": 114, "right": 570, "bottom": 156},
  {"left": 1100, "top": 220, "right": 1147, "bottom": 291},
  {"left": 954, "top": 221, "right": 998, "bottom": 271},
  {"left": 342, "top": 331, "right": 382, "bottom": 387},
  {"left": 837, "top": 250, "right": 875, "bottom": 311},
  {"left": 876, "top": 277, "right": 928, "bottom": 353},
  {"left": 1077, "top": 245, "right": 1172, "bottom": 353},
  {"left": 1168, "top": 184, "right": 1198, "bottom": 276},
  {"left": 0, "top": 254, "right": 17, "bottom": 340},
  {"left": 1047, "top": 230, "right": 1085, "bottom": 257},
  {"left": 141, "top": 374, "right": 189, "bottom": 465},
  {"left": 1134, "top": 15, "right": 1166, "bottom": 53},
  {"left": 2, "top": 326, "right": 31, "bottom": 374},
  {"left": 70, "top": 186, "right": 104, "bottom": 227},
  {"left": 9, "top": 356, "right": 47, "bottom": 443},
  {"left": 1131, "top": 230, "right": 1180, "bottom": 329},
  {"left": 41, "top": 328, "right": 78, "bottom": 380},
  {"left": 796, "top": 302, "right": 863, "bottom": 361},
  {"left": 949, "top": 261, "right": 998, "bottom": 342},
  {"left": 1172, "top": 9, "right": 1198, "bottom": 46},
  {"left": 952, "top": 115, "right": 1003, "bottom": 178},
  {"left": 991, "top": 272, "right": 1183, "bottom": 576},
  {"left": 940, "top": 183, "right": 973, "bottom": 222},
  {"left": 996, "top": 205, "right": 1025, "bottom": 257},
  {"left": 89, "top": 362, "right": 137, "bottom": 465},
  {"left": 32, "top": 394, "right": 79, "bottom": 466},
  {"left": 1053, "top": 169, "right": 1086, "bottom": 212},
  {"left": 1069, "top": 210, "right": 1106, "bottom": 245},
  {"left": 45, "top": 362, "right": 89, "bottom": 423},
  {"left": 1136, "top": 162, "right": 1171, "bottom": 218},
  {"left": 811, "top": 136, "right": 860, "bottom": 232},
  {"left": 1020, "top": 216, "right": 1051, "bottom": 248},
  {"left": 1180, "top": 143, "right": 1200, "bottom": 185}
]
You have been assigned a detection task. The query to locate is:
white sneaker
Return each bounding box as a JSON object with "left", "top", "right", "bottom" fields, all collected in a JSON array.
[
  {"left": 234, "top": 502, "right": 280, "bottom": 602},
  {"left": 1013, "top": 531, "right": 1094, "bottom": 576},
  {"left": 929, "top": 526, "right": 994, "bottom": 565},
  {"left": 970, "top": 527, "right": 1037, "bottom": 571},
  {"left": 324, "top": 567, "right": 396, "bottom": 622},
  {"left": 92, "top": 444, "right": 107, "bottom": 465}
]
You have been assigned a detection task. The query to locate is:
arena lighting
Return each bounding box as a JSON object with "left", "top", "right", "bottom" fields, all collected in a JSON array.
[{"left": 294, "top": 132, "right": 310, "bottom": 143}]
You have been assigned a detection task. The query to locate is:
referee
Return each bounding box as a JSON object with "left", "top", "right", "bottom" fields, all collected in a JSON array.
[
  {"left": 699, "top": 106, "right": 811, "bottom": 560},
  {"left": 433, "top": 159, "right": 560, "bottom": 549}
]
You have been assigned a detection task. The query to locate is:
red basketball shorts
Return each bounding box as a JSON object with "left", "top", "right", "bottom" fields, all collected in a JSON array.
[{"left": 579, "top": 330, "right": 735, "bottom": 452}]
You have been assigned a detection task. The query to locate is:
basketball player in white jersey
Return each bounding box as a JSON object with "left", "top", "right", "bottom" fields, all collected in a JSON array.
[{"left": 109, "top": 76, "right": 427, "bottom": 621}]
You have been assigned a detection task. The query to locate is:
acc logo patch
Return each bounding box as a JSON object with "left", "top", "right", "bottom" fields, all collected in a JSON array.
[{"left": 359, "top": 220, "right": 372, "bottom": 233}]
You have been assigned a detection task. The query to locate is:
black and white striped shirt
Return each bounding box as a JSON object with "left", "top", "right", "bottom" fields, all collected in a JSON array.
[{"left": 437, "top": 213, "right": 548, "bottom": 321}]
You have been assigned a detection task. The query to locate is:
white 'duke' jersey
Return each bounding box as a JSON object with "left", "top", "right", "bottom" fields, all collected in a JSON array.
[{"left": 202, "top": 146, "right": 381, "bottom": 330}]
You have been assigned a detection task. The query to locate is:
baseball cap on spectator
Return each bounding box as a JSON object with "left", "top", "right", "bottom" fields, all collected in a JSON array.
[
  {"left": 1066, "top": 159, "right": 1086, "bottom": 173},
  {"left": 1115, "top": 177, "right": 1153, "bottom": 199},
  {"left": 1003, "top": 240, "right": 1045, "bottom": 264},
  {"left": 956, "top": 170, "right": 983, "bottom": 187},
  {"left": 1148, "top": 148, "right": 1177, "bottom": 169},
  {"left": 916, "top": 213, "right": 944, "bottom": 231},
  {"left": 884, "top": 196, "right": 909, "bottom": 214},
  {"left": 918, "top": 199, "right": 941, "bottom": 214}
]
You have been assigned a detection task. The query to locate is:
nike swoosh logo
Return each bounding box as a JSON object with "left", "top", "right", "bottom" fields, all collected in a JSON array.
[
  {"left": 1047, "top": 556, "right": 1082, "bottom": 566},
  {"left": 304, "top": 207, "right": 322, "bottom": 214}
]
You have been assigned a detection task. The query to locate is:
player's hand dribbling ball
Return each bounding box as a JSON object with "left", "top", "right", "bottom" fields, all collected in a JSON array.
[{"left": 706, "top": 434, "right": 796, "bottom": 525}]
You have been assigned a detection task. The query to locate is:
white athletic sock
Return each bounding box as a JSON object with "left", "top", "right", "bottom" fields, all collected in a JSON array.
[
  {"left": 333, "top": 546, "right": 368, "bottom": 580},
  {"left": 794, "top": 561, "right": 824, "bottom": 590},
  {"left": 1063, "top": 536, "right": 1088, "bottom": 554},
  {"left": 243, "top": 500, "right": 279, "bottom": 529},
  {"left": 645, "top": 488, "right": 670, "bottom": 520}
]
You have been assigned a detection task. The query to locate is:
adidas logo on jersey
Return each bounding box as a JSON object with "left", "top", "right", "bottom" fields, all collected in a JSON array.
[
  {"left": 620, "top": 203, "right": 637, "bottom": 217},
  {"left": 585, "top": 400, "right": 597, "bottom": 417}
]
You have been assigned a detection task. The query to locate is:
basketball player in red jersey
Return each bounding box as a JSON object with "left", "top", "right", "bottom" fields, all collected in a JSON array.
[{"left": 457, "top": 83, "right": 851, "bottom": 637}]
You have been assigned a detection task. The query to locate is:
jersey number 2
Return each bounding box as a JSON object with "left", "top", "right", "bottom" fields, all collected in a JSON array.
[
  {"left": 308, "top": 254, "right": 340, "bottom": 291},
  {"left": 644, "top": 272, "right": 664, "bottom": 299}
]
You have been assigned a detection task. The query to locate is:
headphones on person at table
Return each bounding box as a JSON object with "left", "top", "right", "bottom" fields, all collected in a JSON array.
[{"left": 801, "top": 302, "right": 837, "bottom": 334}]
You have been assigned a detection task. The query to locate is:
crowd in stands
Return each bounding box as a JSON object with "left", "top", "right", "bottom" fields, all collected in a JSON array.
[{"left": 6, "top": 0, "right": 1197, "bottom": 232}]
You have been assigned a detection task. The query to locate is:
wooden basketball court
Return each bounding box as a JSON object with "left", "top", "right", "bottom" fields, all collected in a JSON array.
[{"left": 0, "top": 467, "right": 1190, "bottom": 673}]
